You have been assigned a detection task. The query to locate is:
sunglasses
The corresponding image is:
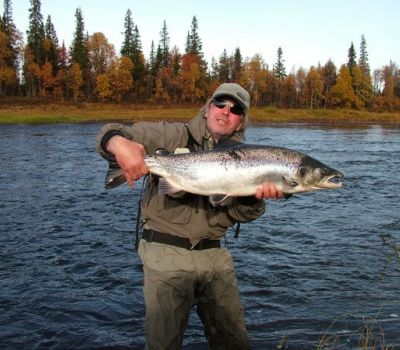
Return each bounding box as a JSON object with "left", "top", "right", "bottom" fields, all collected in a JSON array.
[{"left": 212, "top": 99, "right": 245, "bottom": 116}]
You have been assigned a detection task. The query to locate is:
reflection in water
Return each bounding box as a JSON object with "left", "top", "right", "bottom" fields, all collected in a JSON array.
[{"left": 0, "top": 123, "right": 399, "bottom": 349}]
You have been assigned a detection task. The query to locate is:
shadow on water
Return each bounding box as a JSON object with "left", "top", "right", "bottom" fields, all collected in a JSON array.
[{"left": 0, "top": 123, "right": 399, "bottom": 349}]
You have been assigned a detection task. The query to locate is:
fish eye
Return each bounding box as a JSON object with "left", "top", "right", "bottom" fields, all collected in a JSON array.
[{"left": 320, "top": 168, "right": 328, "bottom": 177}]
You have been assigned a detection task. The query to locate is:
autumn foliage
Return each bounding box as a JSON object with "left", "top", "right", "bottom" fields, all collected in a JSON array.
[{"left": 1, "top": 1, "right": 399, "bottom": 112}]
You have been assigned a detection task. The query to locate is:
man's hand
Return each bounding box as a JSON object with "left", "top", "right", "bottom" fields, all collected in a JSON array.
[
  {"left": 107, "top": 136, "right": 149, "bottom": 187},
  {"left": 255, "top": 182, "right": 285, "bottom": 200}
]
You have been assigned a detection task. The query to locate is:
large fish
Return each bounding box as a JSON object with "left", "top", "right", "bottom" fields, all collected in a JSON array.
[{"left": 104, "top": 142, "right": 343, "bottom": 205}]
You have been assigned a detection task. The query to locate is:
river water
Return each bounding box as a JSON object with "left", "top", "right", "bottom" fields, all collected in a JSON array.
[{"left": 0, "top": 122, "right": 399, "bottom": 349}]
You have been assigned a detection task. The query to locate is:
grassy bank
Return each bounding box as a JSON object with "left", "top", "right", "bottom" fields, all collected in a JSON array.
[{"left": 1, "top": 102, "right": 400, "bottom": 125}]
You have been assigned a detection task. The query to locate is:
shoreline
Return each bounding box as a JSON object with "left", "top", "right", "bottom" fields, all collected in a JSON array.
[{"left": 1, "top": 103, "right": 400, "bottom": 126}]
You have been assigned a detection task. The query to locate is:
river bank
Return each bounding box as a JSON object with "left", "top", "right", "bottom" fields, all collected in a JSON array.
[{"left": 1, "top": 102, "right": 400, "bottom": 125}]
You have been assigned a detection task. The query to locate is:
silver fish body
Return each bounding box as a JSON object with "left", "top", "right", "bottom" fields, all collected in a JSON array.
[{"left": 142, "top": 144, "right": 343, "bottom": 198}]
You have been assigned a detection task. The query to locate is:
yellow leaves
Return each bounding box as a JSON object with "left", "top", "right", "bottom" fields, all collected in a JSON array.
[{"left": 95, "top": 56, "right": 133, "bottom": 102}]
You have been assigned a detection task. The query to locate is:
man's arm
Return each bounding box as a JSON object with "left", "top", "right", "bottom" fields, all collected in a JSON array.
[{"left": 105, "top": 135, "right": 149, "bottom": 188}]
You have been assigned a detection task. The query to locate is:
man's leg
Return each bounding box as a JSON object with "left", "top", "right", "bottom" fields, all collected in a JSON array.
[
  {"left": 139, "top": 240, "right": 196, "bottom": 350},
  {"left": 196, "top": 248, "right": 251, "bottom": 350}
]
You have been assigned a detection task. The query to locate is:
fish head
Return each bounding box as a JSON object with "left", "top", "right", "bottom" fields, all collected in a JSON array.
[{"left": 293, "top": 157, "right": 344, "bottom": 192}]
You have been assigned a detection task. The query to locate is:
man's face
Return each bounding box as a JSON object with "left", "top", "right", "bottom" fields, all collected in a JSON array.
[{"left": 206, "top": 98, "right": 245, "bottom": 142}]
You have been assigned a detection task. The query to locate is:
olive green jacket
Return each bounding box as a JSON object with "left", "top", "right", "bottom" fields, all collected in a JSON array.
[{"left": 96, "top": 114, "right": 266, "bottom": 244}]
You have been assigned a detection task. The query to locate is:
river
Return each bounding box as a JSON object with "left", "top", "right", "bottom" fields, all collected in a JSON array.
[{"left": 1, "top": 122, "right": 399, "bottom": 349}]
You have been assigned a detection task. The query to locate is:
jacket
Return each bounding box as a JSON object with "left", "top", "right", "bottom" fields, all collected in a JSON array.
[{"left": 96, "top": 114, "right": 266, "bottom": 244}]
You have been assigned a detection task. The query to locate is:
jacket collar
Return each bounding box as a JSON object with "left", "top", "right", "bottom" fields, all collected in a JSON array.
[{"left": 186, "top": 114, "right": 210, "bottom": 146}]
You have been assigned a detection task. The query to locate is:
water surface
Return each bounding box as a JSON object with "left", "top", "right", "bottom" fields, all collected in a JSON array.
[{"left": 1, "top": 123, "right": 399, "bottom": 349}]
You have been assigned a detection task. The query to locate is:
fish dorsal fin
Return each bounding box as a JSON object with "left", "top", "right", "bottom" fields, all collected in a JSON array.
[
  {"left": 158, "top": 178, "right": 182, "bottom": 195},
  {"left": 214, "top": 139, "right": 243, "bottom": 150},
  {"left": 209, "top": 194, "right": 230, "bottom": 206}
]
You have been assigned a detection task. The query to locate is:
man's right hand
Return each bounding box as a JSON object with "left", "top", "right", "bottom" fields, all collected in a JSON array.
[{"left": 106, "top": 136, "right": 149, "bottom": 187}]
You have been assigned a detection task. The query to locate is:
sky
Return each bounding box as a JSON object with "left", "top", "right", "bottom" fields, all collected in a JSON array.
[{"left": 10, "top": 0, "right": 400, "bottom": 72}]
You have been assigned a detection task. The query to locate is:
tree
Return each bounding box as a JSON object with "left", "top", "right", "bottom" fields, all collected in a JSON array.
[
  {"left": 96, "top": 73, "right": 111, "bottom": 101},
  {"left": 347, "top": 42, "right": 357, "bottom": 77},
  {"left": 218, "top": 49, "right": 231, "bottom": 82},
  {"left": 185, "top": 16, "right": 202, "bottom": 56},
  {"left": 330, "top": 64, "right": 359, "bottom": 108},
  {"left": 87, "top": 32, "right": 115, "bottom": 78},
  {"left": 295, "top": 67, "right": 308, "bottom": 108},
  {"left": 70, "top": 8, "right": 89, "bottom": 97},
  {"left": 120, "top": 9, "right": 144, "bottom": 84},
  {"left": 1, "top": 0, "right": 21, "bottom": 95},
  {"left": 182, "top": 16, "right": 207, "bottom": 99},
  {"left": 359, "top": 34, "right": 370, "bottom": 77},
  {"left": 241, "top": 54, "right": 268, "bottom": 106},
  {"left": 0, "top": 30, "right": 17, "bottom": 94},
  {"left": 159, "top": 20, "right": 170, "bottom": 67},
  {"left": 322, "top": 59, "right": 337, "bottom": 108},
  {"left": 306, "top": 66, "right": 324, "bottom": 109},
  {"left": 273, "top": 47, "right": 287, "bottom": 79},
  {"left": 351, "top": 64, "right": 372, "bottom": 108},
  {"left": 40, "top": 60, "right": 55, "bottom": 96},
  {"left": 70, "top": 8, "right": 88, "bottom": 73},
  {"left": 107, "top": 56, "right": 133, "bottom": 102},
  {"left": 26, "top": 0, "right": 45, "bottom": 66},
  {"left": 231, "top": 47, "right": 242, "bottom": 82},
  {"left": 69, "top": 62, "right": 83, "bottom": 102},
  {"left": 44, "top": 15, "right": 59, "bottom": 74}
]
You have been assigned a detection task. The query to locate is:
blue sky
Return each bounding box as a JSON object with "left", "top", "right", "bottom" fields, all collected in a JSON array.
[{"left": 11, "top": 0, "right": 399, "bottom": 72}]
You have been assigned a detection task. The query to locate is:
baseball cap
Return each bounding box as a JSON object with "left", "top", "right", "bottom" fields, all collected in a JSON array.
[{"left": 211, "top": 83, "right": 250, "bottom": 114}]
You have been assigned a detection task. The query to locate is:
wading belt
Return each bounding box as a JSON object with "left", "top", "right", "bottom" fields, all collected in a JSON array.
[{"left": 142, "top": 229, "right": 221, "bottom": 250}]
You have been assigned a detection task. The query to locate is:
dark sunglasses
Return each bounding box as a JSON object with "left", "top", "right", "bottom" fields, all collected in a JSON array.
[{"left": 212, "top": 99, "right": 245, "bottom": 116}]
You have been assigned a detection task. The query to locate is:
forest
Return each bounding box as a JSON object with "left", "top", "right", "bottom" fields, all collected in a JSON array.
[{"left": 1, "top": 0, "right": 399, "bottom": 112}]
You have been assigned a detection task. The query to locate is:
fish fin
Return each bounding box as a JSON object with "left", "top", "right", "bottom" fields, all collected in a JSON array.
[
  {"left": 155, "top": 148, "right": 170, "bottom": 155},
  {"left": 158, "top": 178, "right": 182, "bottom": 195},
  {"left": 174, "top": 147, "right": 190, "bottom": 154},
  {"left": 105, "top": 158, "right": 126, "bottom": 189},
  {"left": 214, "top": 139, "right": 243, "bottom": 149},
  {"left": 282, "top": 175, "right": 299, "bottom": 187},
  {"left": 209, "top": 194, "right": 230, "bottom": 206}
]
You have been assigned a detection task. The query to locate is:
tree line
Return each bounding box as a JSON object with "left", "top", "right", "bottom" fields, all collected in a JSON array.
[{"left": 1, "top": 0, "right": 399, "bottom": 111}]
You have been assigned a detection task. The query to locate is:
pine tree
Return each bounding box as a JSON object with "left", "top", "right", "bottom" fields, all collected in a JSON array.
[
  {"left": 182, "top": 15, "right": 207, "bottom": 95},
  {"left": 273, "top": 47, "right": 287, "bottom": 79},
  {"left": 120, "top": 9, "right": 144, "bottom": 85},
  {"left": 120, "top": 9, "right": 134, "bottom": 58},
  {"left": 148, "top": 40, "right": 156, "bottom": 75},
  {"left": 347, "top": 42, "right": 357, "bottom": 77},
  {"left": 322, "top": 59, "right": 337, "bottom": 108},
  {"left": 159, "top": 20, "right": 170, "bottom": 67},
  {"left": 44, "top": 15, "right": 59, "bottom": 73},
  {"left": 70, "top": 7, "right": 89, "bottom": 97},
  {"left": 218, "top": 49, "right": 230, "bottom": 81},
  {"left": 359, "top": 34, "right": 370, "bottom": 77},
  {"left": 1, "top": 0, "right": 20, "bottom": 94},
  {"left": 26, "top": 0, "right": 45, "bottom": 66},
  {"left": 231, "top": 47, "right": 242, "bottom": 82},
  {"left": 186, "top": 16, "right": 203, "bottom": 56},
  {"left": 70, "top": 8, "right": 88, "bottom": 71}
]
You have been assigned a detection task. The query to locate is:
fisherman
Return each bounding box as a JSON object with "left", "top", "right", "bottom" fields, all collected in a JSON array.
[{"left": 96, "top": 83, "right": 285, "bottom": 350}]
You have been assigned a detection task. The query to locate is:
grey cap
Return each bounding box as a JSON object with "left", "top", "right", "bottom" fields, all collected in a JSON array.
[{"left": 211, "top": 83, "right": 250, "bottom": 113}]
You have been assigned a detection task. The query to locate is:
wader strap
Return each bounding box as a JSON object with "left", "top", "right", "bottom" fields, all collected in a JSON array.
[
  {"left": 185, "top": 124, "right": 199, "bottom": 152},
  {"left": 134, "top": 175, "right": 148, "bottom": 250},
  {"left": 234, "top": 222, "right": 241, "bottom": 238}
]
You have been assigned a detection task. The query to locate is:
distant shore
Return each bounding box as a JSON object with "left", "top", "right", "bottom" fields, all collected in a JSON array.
[{"left": 1, "top": 101, "right": 400, "bottom": 125}]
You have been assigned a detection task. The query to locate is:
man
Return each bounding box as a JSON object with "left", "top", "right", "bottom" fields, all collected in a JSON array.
[{"left": 96, "top": 83, "right": 284, "bottom": 350}]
